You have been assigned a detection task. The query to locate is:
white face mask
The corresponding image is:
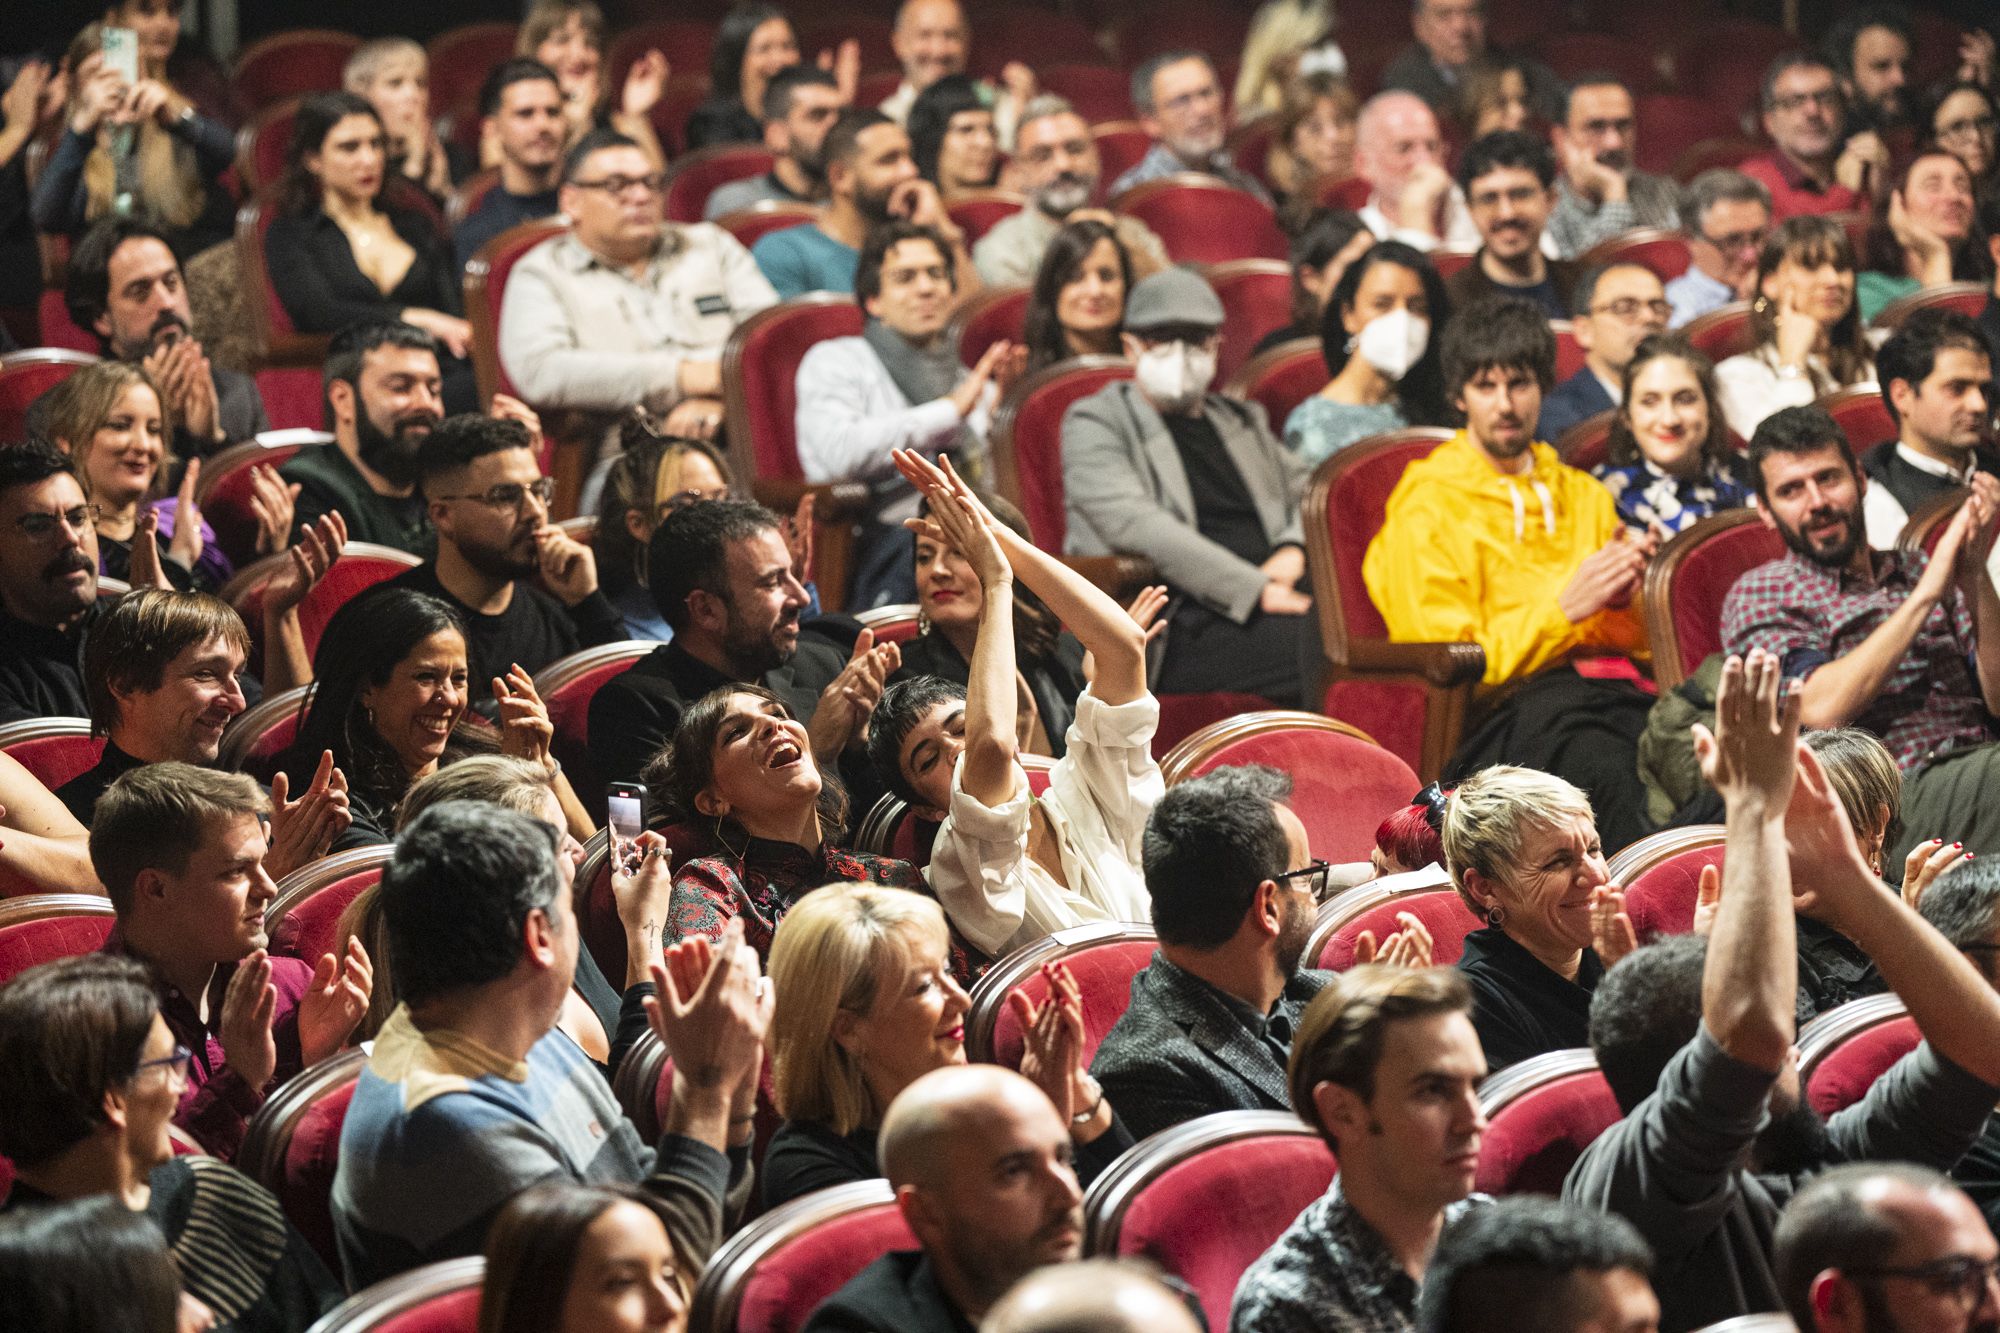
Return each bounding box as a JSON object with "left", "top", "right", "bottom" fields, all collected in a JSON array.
[
  {"left": 1352, "top": 307, "right": 1430, "bottom": 381},
  {"left": 1133, "top": 340, "right": 1218, "bottom": 412}
]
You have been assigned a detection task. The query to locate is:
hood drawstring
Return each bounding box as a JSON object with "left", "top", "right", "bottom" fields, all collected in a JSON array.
[{"left": 1504, "top": 477, "right": 1558, "bottom": 542}]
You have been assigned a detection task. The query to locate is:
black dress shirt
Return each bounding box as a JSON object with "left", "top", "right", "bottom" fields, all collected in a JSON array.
[
  {"left": 0, "top": 603, "right": 99, "bottom": 724},
  {"left": 384, "top": 563, "right": 626, "bottom": 710},
  {"left": 1456, "top": 926, "right": 1606, "bottom": 1073}
]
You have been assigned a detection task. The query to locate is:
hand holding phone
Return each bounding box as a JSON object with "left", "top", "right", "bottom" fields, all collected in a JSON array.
[{"left": 608, "top": 782, "right": 646, "bottom": 873}]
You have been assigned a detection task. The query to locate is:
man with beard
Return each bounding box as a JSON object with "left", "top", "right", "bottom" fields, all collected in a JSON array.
[
  {"left": 1546, "top": 76, "right": 1681, "bottom": 261},
  {"left": 1724, "top": 404, "right": 2000, "bottom": 857},
  {"left": 1823, "top": 7, "right": 1915, "bottom": 139},
  {"left": 1775, "top": 1163, "right": 2000, "bottom": 1333},
  {"left": 1861, "top": 309, "right": 2000, "bottom": 549},
  {"left": 1089, "top": 765, "right": 1332, "bottom": 1141},
  {"left": 1445, "top": 131, "right": 1576, "bottom": 320},
  {"left": 1365, "top": 296, "right": 1657, "bottom": 852},
  {"left": 58, "top": 218, "right": 268, "bottom": 459},
  {"left": 1571, "top": 648, "right": 2000, "bottom": 1333},
  {"left": 1353, "top": 91, "right": 1480, "bottom": 253},
  {"left": 1108, "top": 52, "right": 1269, "bottom": 202},
  {"left": 386, "top": 414, "right": 625, "bottom": 694},
  {"left": 0, "top": 444, "right": 109, "bottom": 723},
  {"left": 452, "top": 59, "right": 567, "bottom": 270},
  {"left": 972, "top": 95, "right": 1168, "bottom": 288},
  {"left": 1742, "top": 54, "right": 1879, "bottom": 221},
  {"left": 1232, "top": 966, "right": 1492, "bottom": 1333},
  {"left": 282, "top": 321, "right": 442, "bottom": 555},
  {"left": 802, "top": 1065, "right": 1091, "bottom": 1333},
  {"left": 705, "top": 66, "right": 844, "bottom": 219},
  {"left": 587, "top": 499, "right": 897, "bottom": 787},
  {"left": 753, "top": 108, "right": 973, "bottom": 300}
]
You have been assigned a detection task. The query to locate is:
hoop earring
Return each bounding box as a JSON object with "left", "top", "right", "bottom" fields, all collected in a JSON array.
[
  {"left": 711, "top": 813, "right": 747, "bottom": 866},
  {"left": 1485, "top": 905, "right": 1503, "bottom": 928}
]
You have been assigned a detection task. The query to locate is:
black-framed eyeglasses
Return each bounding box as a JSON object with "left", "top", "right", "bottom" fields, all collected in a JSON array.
[
  {"left": 571, "top": 173, "right": 666, "bottom": 196},
  {"left": 1413, "top": 781, "right": 1449, "bottom": 833},
  {"left": 431, "top": 478, "right": 556, "bottom": 511},
  {"left": 1275, "top": 861, "right": 1332, "bottom": 899},
  {"left": 1591, "top": 298, "right": 1675, "bottom": 322},
  {"left": 130, "top": 1044, "right": 192, "bottom": 1082},
  {"left": 13, "top": 504, "right": 100, "bottom": 540},
  {"left": 1699, "top": 227, "right": 1768, "bottom": 254},
  {"left": 1848, "top": 1255, "right": 2000, "bottom": 1306}
]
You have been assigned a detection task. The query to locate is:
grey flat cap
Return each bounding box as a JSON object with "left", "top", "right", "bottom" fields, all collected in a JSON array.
[{"left": 1123, "top": 266, "right": 1225, "bottom": 332}]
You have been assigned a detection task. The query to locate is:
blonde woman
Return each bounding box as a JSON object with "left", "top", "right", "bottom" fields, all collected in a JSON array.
[
  {"left": 343, "top": 38, "right": 471, "bottom": 204},
  {"left": 1234, "top": 0, "right": 1337, "bottom": 122}
]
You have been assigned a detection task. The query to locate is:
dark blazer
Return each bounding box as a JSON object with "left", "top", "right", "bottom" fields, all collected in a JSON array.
[
  {"left": 1537, "top": 366, "right": 1616, "bottom": 444},
  {"left": 1090, "top": 952, "right": 1330, "bottom": 1142},
  {"left": 802, "top": 1251, "right": 974, "bottom": 1333}
]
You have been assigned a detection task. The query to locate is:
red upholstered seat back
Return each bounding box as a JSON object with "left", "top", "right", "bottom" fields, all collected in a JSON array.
[
  {"left": 725, "top": 299, "right": 866, "bottom": 482},
  {"left": 1552, "top": 322, "right": 1587, "bottom": 381},
  {"left": 1039, "top": 63, "right": 1134, "bottom": 123},
  {"left": 1113, "top": 179, "right": 1287, "bottom": 264},
  {"left": 1633, "top": 96, "right": 1751, "bottom": 176},
  {"left": 989, "top": 937, "right": 1157, "bottom": 1070},
  {"left": 1317, "top": 889, "right": 1481, "bottom": 970},
  {"left": 0, "top": 351, "right": 99, "bottom": 440},
  {"left": 1106, "top": 1133, "right": 1338, "bottom": 1330},
  {"left": 1555, "top": 411, "right": 1615, "bottom": 472},
  {"left": 232, "top": 30, "right": 361, "bottom": 109},
  {"left": 3, "top": 732, "right": 105, "bottom": 791},
  {"left": 1318, "top": 435, "right": 1442, "bottom": 641},
  {"left": 1806, "top": 1013, "right": 1920, "bottom": 1118},
  {"left": 475, "top": 221, "right": 569, "bottom": 403},
  {"left": 1207, "top": 261, "right": 1293, "bottom": 382},
  {"left": 715, "top": 204, "right": 822, "bottom": 251},
  {"left": 1226, "top": 341, "right": 1326, "bottom": 439},
  {"left": 1665, "top": 519, "right": 1786, "bottom": 680},
  {"left": 1621, "top": 844, "right": 1725, "bottom": 940},
  {"left": 251, "top": 202, "right": 299, "bottom": 338},
  {"left": 239, "top": 100, "right": 300, "bottom": 193},
  {"left": 1151, "top": 692, "right": 1273, "bottom": 759},
  {"left": 367, "top": 1288, "right": 482, "bottom": 1333},
  {"left": 1475, "top": 1063, "right": 1623, "bottom": 1196},
  {"left": 254, "top": 368, "right": 326, "bottom": 431},
  {"left": 1537, "top": 33, "right": 1659, "bottom": 90},
  {"left": 236, "top": 709, "right": 302, "bottom": 785},
  {"left": 37, "top": 290, "right": 99, "bottom": 352},
  {"left": 230, "top": 550, "right": 419, "bottom": 668},
  {"left": 1170, "top": 723, "right": 1419, "bottom": 864},
  {"left": 200, "top": 441, "right": 308, "bottom": 565},
  {"left": 279, "top": 1078, "right": 358, "bottom": 1271},
  {"left": 1684, "top": 303, "right": 1755, "bottom": 363},
  {"left": 1578, "top": 227, "right": 1695, "bottom": 284},
  {"left": 946, "top": 192, "right": 1025, "bottom": 244},
  {"left": 954, "top": 287, "right": 1030, "bottom": 369},
  {"left": 426, "top": 23, "right": 520, "bottom": 114},
  {"left": 0, "top": 910, "right": 115, "bottom": 985},
  {"left": 1824, "top": 387, "right": 1895, "bottom": 452},
  {"left": 536, "top": 649, "right": 648, "bottom": 819},
  {"left": 1090, "top": 125, "right": 1153, "bottom": 190},
  {"left": 270, "top": 871, "right": 381, "bottom": 965},
  {"left": 993, "top": 359, "right": 1133, "bottom": 550},
  {"left": 733, "top": 1203, "right": 916, "bottom": 1333},
  {"left": 664, "top": 145, "right": 777, "bottom": 223}
]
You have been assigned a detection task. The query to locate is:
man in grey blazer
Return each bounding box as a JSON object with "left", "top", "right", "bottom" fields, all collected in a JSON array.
[{"left": 1061, "top": 267, "right": 1316, "bottom": 707}]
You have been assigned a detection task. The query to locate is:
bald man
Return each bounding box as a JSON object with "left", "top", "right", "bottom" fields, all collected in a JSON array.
[
  {"left": 803, "top": 1066, "right": 1088, "bottom": 1333},
  {"left": 1354, "top": 92, "right": 1479, "bottom": 253},
  {"left": 981, "top": 1259, "right": 1203, "bottom": 1333},
  {"left": 1775, "top": 1162, "right": 2000, "bottom": 1333},
  {"left": 876, "top": 0, "right": 1032, "bottom": 148}
]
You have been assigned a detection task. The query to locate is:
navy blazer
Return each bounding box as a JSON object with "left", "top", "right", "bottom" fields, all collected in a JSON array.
[{"left": 1537, "top": 366, "right": 1617, "bottom": 445}]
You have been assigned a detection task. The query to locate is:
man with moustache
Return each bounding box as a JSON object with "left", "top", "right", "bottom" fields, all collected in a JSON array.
[
  {"left": 59, "top": 217, "right": 268, "bottom": 458},
  {"left": 0, "top": 444, "right": 110, "bottom": 723},
  {"left": 1546, "top": 75, "right": 1681, "bottom": 261},
  {"left": 802, "top": 1065, "right": 1092, "bottom": 1333},
  {"left": 1445, "top": 131, "right": 1577, "bottom": 320},
  {"left": 1724, "top": 404, "right": 2000, "bottom": 858},
  {"left": 705, "top": 66, "right": 845, "bottom": 219},
  {"left": 1822, "top": 6, "right": 1916, "bottom": 139},
  {"left": 452, "top": 59, "right": 568, "bottom": 270}
]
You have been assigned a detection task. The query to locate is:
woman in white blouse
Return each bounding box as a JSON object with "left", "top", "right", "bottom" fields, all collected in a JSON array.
[
  {"left": 865, "top": 450, "right": 1163, "bottom": 960},
  {"left": 1714, "top": 215, "right": 1877, "bottom": 440}
]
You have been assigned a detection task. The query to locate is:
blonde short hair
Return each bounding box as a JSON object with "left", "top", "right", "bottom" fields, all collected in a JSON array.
[
  {"left": 1441, "top": 765, "right": 1595, "bottom": 917},
  {"left": 1804, "top": 728, "right": 1901, "bottom": 849},
  {"left": 344, "top": 38, "right": 425, "bottom": 94},
  {"left": 768, "top": 885, "right": 949, "bottom": 1135}
]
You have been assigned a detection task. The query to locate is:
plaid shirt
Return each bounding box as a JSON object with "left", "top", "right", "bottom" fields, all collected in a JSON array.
[
  {"left": 1230, "top": 1181, "right": 1488, "bottom": 1333},
  {"left": 1721, "top": 547, "right": 1994, "bottom": 770}
]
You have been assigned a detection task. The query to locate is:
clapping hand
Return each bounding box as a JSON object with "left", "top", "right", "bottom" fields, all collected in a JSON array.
[
  {"left": 646, "top": 917, "right": 772, "bottom": 1125},
  {"left": 493, "top": 664, "right": 556, "bottom": 772},
  {"left": 263, "top": 511, "right": 346, "bottom": 619},
  {"left": 218, "top": 949, "right": 278, "bottom": 1093},
  {"left": 1589, "top": 886, "right": 1638, "bottom": 967},
  {"left": 165, "top": 458, "right": 204, "bottom": 572},
  {"left": 1691, "top": 650, "right": 1801, "bottom": 812},
  {"left": 1012, "top": 961, "right": 1110, "bottom": 1140},
  {"left": 297, "top": 938, "right": 373, "bottom": 1064},
  {"left": 1354, "top": 911, "right": 1435, "bottom": 968},
  {"left": 266, "top": 749, "right": 353, "bottom": 880}
]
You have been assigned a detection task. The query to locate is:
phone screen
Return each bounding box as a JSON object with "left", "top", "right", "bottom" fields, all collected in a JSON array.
[
  {"left": 102, "top": 27, "right": 140, "bottom": 84},
  {"left": 607, "top": 793, "right": 643, "bottom": 843}
]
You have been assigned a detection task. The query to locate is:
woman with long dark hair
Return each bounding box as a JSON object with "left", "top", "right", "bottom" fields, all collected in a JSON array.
[
  {"left": 685, "top": 3, "right": 805, "bottom": 150},
  {"left": 1285, "top": 240, "right": 1450, "bottom": 463},
  {"left": 1022, "top": 218, "right": 1131, "bottom": 372},
  {"left": 1715, "top": 216, "right": 1875, "bottom": 440}
]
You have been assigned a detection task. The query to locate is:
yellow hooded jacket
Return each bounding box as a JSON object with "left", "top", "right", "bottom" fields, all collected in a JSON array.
[{"left": 1362, "top": 431, "right": 1649, "bottom": 688}]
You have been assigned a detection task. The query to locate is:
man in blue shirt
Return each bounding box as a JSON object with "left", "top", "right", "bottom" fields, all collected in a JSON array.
[
  {"left": 453, "top": 59, "right": 567, "bottom": 270},
  {"left": 1665, "top": 170, "right": 1771, "bottom": 328}
]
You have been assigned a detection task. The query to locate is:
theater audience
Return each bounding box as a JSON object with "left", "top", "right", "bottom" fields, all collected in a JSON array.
[
  {"left": 972, "top": 95, "right": 1168, "bottom": 288},
  {"left": 872, "top": 452, "right": 1158, "bottom": 957},
  {"left": 1546, "top": 75, "right": 1680, "bottom": 261},
  {"left": 1570, "top": 650, "right": 2000, "bottom": 1332},
  {"left": 1724, "top": 405, "right": 2000, "bottom": 857},
  {"left": 797, "top": 220, "right": 1012, "bottom": 607},
  {"left": 1064, "top": 267, "right": 1316, "bottom": 707},
  {"left": 1382, "top": 0, "right": 1561, "bottom": 126},
  {"left": 1365, "top": 297, "right": 1655, "bottom": 851},
  {"left": 592, "top": 424, "right": 734, "bottom": 641},
  {"left": 1354, "top": 91, "right": 1479, "bottom": 252},
  {"left": 877, "top": 0, "right": 1033, "bottom": 149},
  {"left": 1446, "top": 132, "right": 1574, "bottom": 320},
  {"left": 332, "top": 802, "right": 764, "bottom": 1288},
  {"left": 282, "top": 320, "right": 440, "bottom": 554},
  {"left": 0, "top": 954, "right": 341, "bottom": 1331},
  {"left": 799, "top": 1065, "right": 1105, "bottom": 1332},
  {"left": 1857, "top": 149, "right": 1984, "bottom": 323},
  {"left": 1254, "top": 208, "right": 1373, "bottom": 355},
  {"left": 0, "top": 444, "right": 112, "bottom": 723},
  {"left": 1286, "top": 239, "right": 1450, "bottom": 463},
  {"left": 1715, "top": 216, "right": 1875, "bottom": 440},
  {"left": 685, "top": 2, "right": 809, "bottom": 151},
  {"left": 1111, "top": 52, "right": 1270, "bottom": 202},
  {"left": 1415, "top": 1196, "right": 1659, "bottom": 1333},
  {"left": 500, "top": 128, "right": 777, "bottom": 453},
  {"left": 908, "top": 74, "right": 1001, "bottom": 198},
  {"left": 1230, "top": 965, "right": 1490, "bottom": 1333},
  {"left": 0, "top": 1196, "right": 182, "bottom": 1333},
  {"left": 89, "top": 763, "right": 370, "bottom": 1159},
  {"left": 1742, "top": 53, "right": 1875, "bottom": 221},
  {"left": 1539, "top": 263, "right": 1670, "bottom": 443},
  {"left": 705, "top": 65, "right": 844, "bottom": 218},
  {"left": 343, "top": 38, "right": 468, "bottom": 206},
  {"left": 516, "top": 0, "right": 668, "bottom": 167},
  {"left": 30, "top": 14, "right": 235, "bottom": 255},
  {"left": 1090, "top": 765, "right": 1331, "bottom": 1140},
  {"left": 1596, "top": 334, "right": 1753, "bottom": 535},
  {"left": 452, "top": 58, "right": 567, "bottom": 270},
  {"left": 1265, "top": 72, "right": 1357, "bottom": 206},
  {"left": 984, "top": 1259, "right": 1203, "bottom": 1333},
  {"left": 1665, "top": 170, "right": 1772, "bottom": 328},
  {"left": 1863, "top": 308, "right": 1999, "bottom": 548},
  {"left": 1928, "top": 81, "right": 2000, "bottom": 194},
  {"left": 1021, "top": 218, "right": 1130, "bottom": 372},
  {"left": 61, "top": 218, "right": 269, "bottom": 458}
]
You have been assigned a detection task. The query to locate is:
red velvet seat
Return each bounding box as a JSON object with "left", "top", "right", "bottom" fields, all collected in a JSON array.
[
  {"left": 466, "top": 218, "right": 569, "bottom": 407},
  {"left": 665, "top": 144, "right": 779, "bottom": 224},
  {"left": 1111, "top": 176, "right": 1286, "bottom": 265},
  {"left": 969, "top": 11, "right": 1106, "bottom": 77},
  {"left": 0, "top": 347, "right": 100, "bottom": 440},
  {"left": 1605, "top": 825, "right": 1726, "bottom": 941},
  {"left": 609, "top": 20, "right": 717, "bottom": 93},
  {"left": 1820, "top": 383, "right": 1894, "bottom": 452},
  {"left": 532, "top": 641, "right": 659, "bottom": 822},
  {"left": 715, "top": 202, "right": 824, "bottom": 251},
  {"left": 235, "top": 189, "right": 336, "bottom": 372},
  {"left": 1317, "top": 174, "right": 1373, "bottom": 211},
  {"left": 649, "top": 74, "right": 716, "bottom": 157},
  {"left": 1302, "top": 428, "right": 1482, "bottom": 780},
  {"left": 195, "top": 431, "right": 321, "bottom": 567},
  {"left": 1670, "top": 24, "right": 1801, "bottom": 120},
  {"left": 946, "top": 189, "right": 1026, "bottom": 245},
  {"left": 1633, "top": 97, "right": 1751, "bottom": 178},
  {"left": 1682, "top": 301, "right": 1755, "bottom": 364},
  {"left": 1226, "top": 116, "right": 1280, "bottom": 194},
  {"left": 1555, "top": 409, "right": 1616, "bottom": 472},
  {"left": 265, "top": 845, "right": 394, "bottom": 966},
  {"left": 1117, "top": 7, "right": 1252, "bottom": 69},
  {"left": 0, "top": 717, "right": 104, "bottom": 794},
  {"left": 1429, "top": 248, "right": 1478, "bottom": 280},
  {"left": 963, "top": 920, "right": 1157, "bottom": 1068},
  {"left": 1040, "top": 63, "right": 1133, "bottom": 123},
  {"left": 1205, "top": 259, "right": 1294, "bottom": 382},
  {"left": 232, "top": 29, "right": 361, "bottom": 110},
  {"left": 1872, "top": 281, "right": 1991, "bottom": 331},
  {"left": 1309, "top": 882, "right": 1481, "bottom": 970},
  {"left": 1534, "top": 33, "right": 1661, "bottom": 94},
  {"left": 1552, "top": 320, "right": 1587, "bottom": 382},
  {"left": 688, "top": 1180, "right": 913, "bottom": 1333},
  {"left": 445, "top": 169, "right": 502, "bottom": 232},
  {"left": 1897, "top": 488, "right": 1967, "bottom": 556},
  {"left": 1159, "top": 711, "right": 1420, "bottom": 865},
  {"left": 1641, "top": 509, "right": 1785, "bottom": 690},
  {"left": 1579, "top": 227, "right": 1695, "bottom": 286},
  {"left": 221, "top": 543, "right": 423, "bottom": 675},
  {"left": 1670, "top": 137, "right": 1767, "bottom": 184},
  {"left": 1090, "top": 123, "right": 1153, "bottom": 195},
  {"left": 218, "top": 684, "right": 309, "bottom": 784},
  {"left": 234, "top": 96, "right": 302, "bottom": 195},
  {"left": 1223, "top": 338, "right": 1325, "bottom": 436},
  {"left": 0, "top": 894, "right": 116, "bottom": 985},
  {"left": 987, "top": 354, "right": 1133, "bottom": 551},
  {"left": 854, "top": 604, "right": 923, "bottom": 645},
  {"left": 240, "top": 1047, "right": 366, "bottom": 1271},
  {"left": 1799, "top": 994, "right": 1917, "bottom": 1118},
  {"left": 1474, "top": 1048, "right": 1623, "bottom": 1196},
  {"left": 35, "top": 290, "right": 100, "bottom": 353},
  {"left": 947, "top": 285, "right": 1030, "bottom": 370},
  {"left": 308, "top": 1257, "right": 485, "bottom": 1333},
  {"left": 425, "top": 22, "right": 521, "bottom": 116}
]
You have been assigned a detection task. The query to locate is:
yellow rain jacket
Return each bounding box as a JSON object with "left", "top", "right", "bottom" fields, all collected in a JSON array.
[{"left": 1362, "top": 431, "right": 1649, "bottom": 688}]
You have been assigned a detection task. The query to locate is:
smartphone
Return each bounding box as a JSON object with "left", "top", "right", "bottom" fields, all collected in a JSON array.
[
  {"left": 607, "top": 782, "right": 646, "bottom": 848},
  {"left": 101, "top": 27, "right": 139, "bottom": 84}
]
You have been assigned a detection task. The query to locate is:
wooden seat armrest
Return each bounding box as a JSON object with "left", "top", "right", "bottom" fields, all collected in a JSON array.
[{"left": 1339, "top": 638, "right": 1487, "bottom": 688}]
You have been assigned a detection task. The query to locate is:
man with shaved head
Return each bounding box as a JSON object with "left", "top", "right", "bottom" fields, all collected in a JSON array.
[
  {"left": 982, "top": 1259, "right": 1203, "bottom": 1333},
  {"left": 802, "top": 1066, "right": 1088, "bottom": 1333},
  {"left": 1354, "top": 92, "right": 1479, "bottom": 252}
]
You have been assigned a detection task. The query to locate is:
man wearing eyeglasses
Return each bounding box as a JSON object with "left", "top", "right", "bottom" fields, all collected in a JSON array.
[
  {"left": 1742, "top": 53, "right": 1881, "bottom": 222},
  {"left": 1539, "top": 263, "right": 1671, "bottom": 443},
  {"left": 1109, "top": 51, "right": 1270, "bottom": 203},
  {"left": 499, "top": 127, "right": 777, "bottom": 470},
  {"left": 0, "top": 442, "right": 106, "bottom": 724},
  {"left": 1444, "top": 131, "right": 1575, "bottom": 321},
  {"left": 387, "top": 414, "right": 626, "bottom": 699},
  {"left": 1666, "top": 170, "right": 1773, "bottom": 328},
  {"left": 1546, "top": 76, "right": 1681, "bottom": 261}
]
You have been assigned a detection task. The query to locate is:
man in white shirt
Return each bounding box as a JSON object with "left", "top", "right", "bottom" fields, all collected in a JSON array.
[
  {"left": 875, "top": 0, "right": 1033, "bottom": 148},
  {"left": 795, "top": 221, "right": 1015, "bottom": 607},
  {"left": 1864, "top": 308, "right": 2000, "bottom": 553},
  {"left": 1353, "top": 91, "right": 1478, "bottom": 252},
  {"left": 1665, "top": 170, "right": 1773, "bottom": 328}
]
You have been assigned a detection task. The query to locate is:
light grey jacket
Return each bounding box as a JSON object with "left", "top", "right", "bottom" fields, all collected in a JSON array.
[{"left": 1062, "top": 381, "right": 1310, "bottom": 624}]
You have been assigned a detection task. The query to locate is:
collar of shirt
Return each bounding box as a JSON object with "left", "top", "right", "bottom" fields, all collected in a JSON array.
[
  {"left": 1782, "top": 542, "right": 1905, "bottom": 593},
  {"left": 1318, "top": 1181, "right": 1420, "bottom": 1306},
  {"left": 1894, "top": 442, "right": 1974, "bottom": 483},
  {"left": 557, "top": 227, "right": 683, "bottom": 279},
  {"left": 1770, "top": 149, "right": 1834, "bottom": 193}
]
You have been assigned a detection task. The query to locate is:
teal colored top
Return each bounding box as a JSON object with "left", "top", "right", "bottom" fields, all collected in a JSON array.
[
  {"left": 1283, "top": 396, "right": 1408, "bottom": 465},
  {"left": 1857, "top": 270, "right": 1920, "bottom": 326},
  {"left": 751, "top": 222, "right": 860, "bottom": 300}
]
